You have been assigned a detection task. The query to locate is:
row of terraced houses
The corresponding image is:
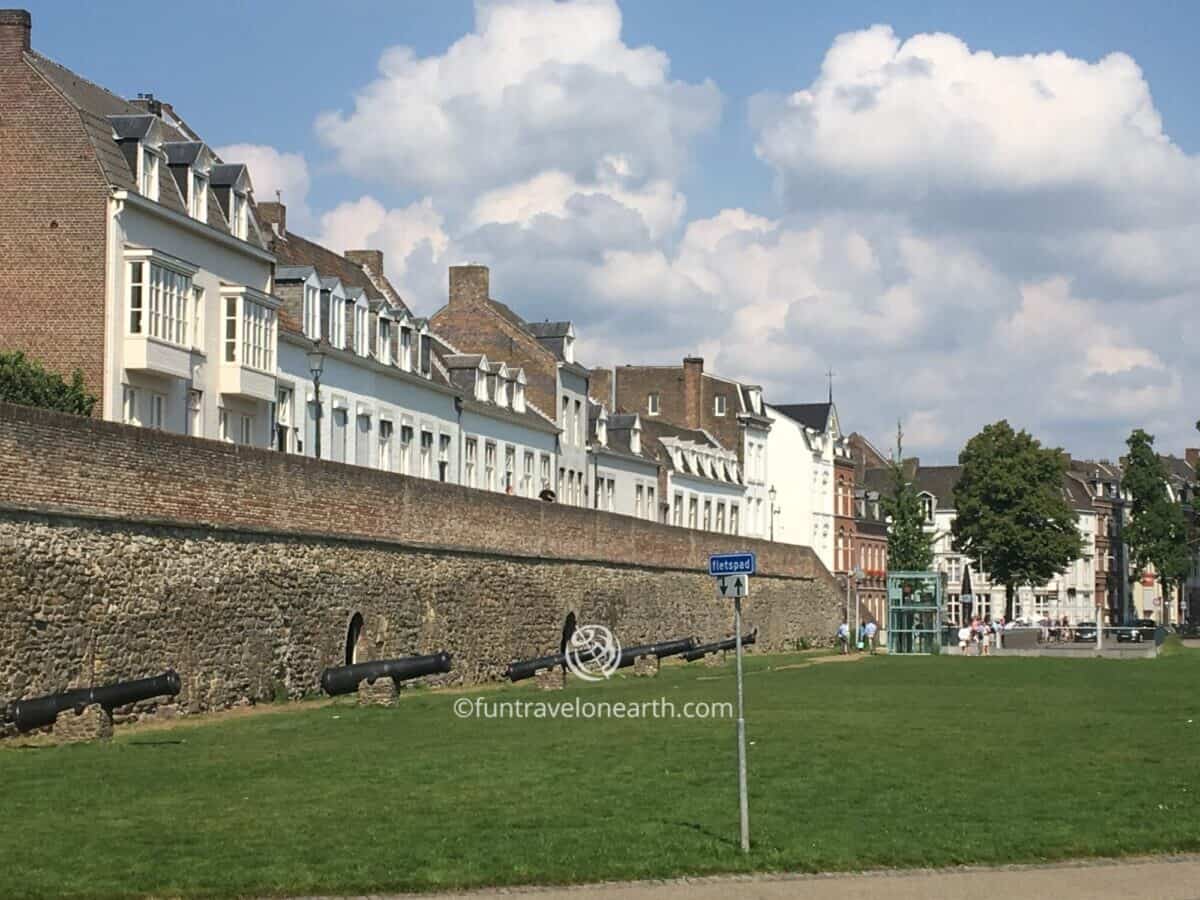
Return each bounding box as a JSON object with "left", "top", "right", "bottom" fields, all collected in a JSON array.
[
  {"left": 0, "top": 9, "right": 888, "bottom": 612},
  {"left": 4, "top": 10, "right": 1195, "bottom": 631}
]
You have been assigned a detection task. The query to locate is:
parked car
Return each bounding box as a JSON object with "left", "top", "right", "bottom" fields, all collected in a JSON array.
[
  {"left": 1116, "top": 618, "right": 1157, "bottom": 643},
  {"left": 1074, "top": 622, "right": 1098, "bottom": 642}
]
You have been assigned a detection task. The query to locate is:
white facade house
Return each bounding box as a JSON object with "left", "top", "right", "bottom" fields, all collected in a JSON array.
[
  {"left": 764, "top": 402, "right": 843, "bottom": 569},
  {"left": 911, "top": 465, "right": 1100, "bottom": 625},
  {"left": 67, "top": 92, "right": 282, "bottom": 447},
  {"left": 640, "top": 419, "right": 746, "bottom": 535},
  {"left": 589, "top": 408, "right": 663, "bottom": 520},
  {"left": 442, "top": 353, "right": 559, "bottom": 497}
]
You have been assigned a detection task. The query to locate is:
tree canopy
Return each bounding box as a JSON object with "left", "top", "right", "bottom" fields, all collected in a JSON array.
[
  {"left": 0, "top": 351, "right": 96, "bottom": 416},
  {"left": 881, "top": 423, "right": 934, "bottom": 572},
  {"left": 952, "top": 420, "right": 1082, "bottom": 620},
  {"left": 1123, "top": 429, "right": 1189, "bottom": 611}
]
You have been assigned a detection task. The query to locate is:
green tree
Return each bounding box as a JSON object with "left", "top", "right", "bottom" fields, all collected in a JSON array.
[
  {"left": 881, "top": 423, "right": 934, "bottom": 572},
  {"left": 1123, "top": 429, "right": 1189, "bottom": 622},
  {"left": 0, "top": 351, "right": 96, "bottom": 416},
  {"left": 952, "top": 420, "right": 1082, "bottom": 621}
]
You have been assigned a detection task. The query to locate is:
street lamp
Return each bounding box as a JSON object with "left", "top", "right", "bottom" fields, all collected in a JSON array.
[
  {"left": 306, "top": 341, "right": 326, "bottom": 460},
  {"left": 768, "top": 485, "right": 779, "bottom": 542},
  {"left": 849, "top": 565, "right": 866, "bottom": 650}
]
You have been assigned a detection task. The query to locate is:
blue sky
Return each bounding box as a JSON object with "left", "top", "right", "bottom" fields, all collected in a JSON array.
[{"left": 22, "top": 1, "right": 1200, "bottom": 461}]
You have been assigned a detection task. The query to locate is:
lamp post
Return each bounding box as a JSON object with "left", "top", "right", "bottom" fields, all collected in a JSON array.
[
  {"left": 849, "top": 565, "right": 865, "bottom": 650},
  {"left": 306, "top": 341, "right": 326, "bottom": 460},
  {"left": 768, "top": 484, "right": 779, "bottom": 542}
]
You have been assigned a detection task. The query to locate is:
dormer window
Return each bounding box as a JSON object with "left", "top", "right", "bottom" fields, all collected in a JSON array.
[
  {"left": 419, "top": 332, "right": 431, "bottom": 376},
  {"left": 920, "top": 494, "right": 935, "bottom": 522},
  {"left": 563, "top": 334, "right": 575, "bottom": 364},
  {"left": 513, "top": 381, "right": 526, "bottom": 413},
  {"left": 630, "top": 425, "right": 641, "bottom": 455},
  {"left": 303, "top": 283, "right": 320, "bottom": 339},
  {"left": 230, "top": 191, "right": 248, "bottom": 240},
  {"left": 378, "top": 318, "right": 392, "bottom": 365},
  {"left": 139, "top": 145, "right": 159, "bottom": 200},
  {"left": 496, "top": 375, "right": 509, "bottom": 409},
  {"left": 354, "top": 301, "right": 368, "bottom": 356},
  {"left": 647, "top": 392, "right": 660, "bottom": 416},
  {"left": 189, "top": 169, "right": 208, "bottom": 220},
  {"left": 327, "top": 292, "right": 345, "bottom": 349},
  {"left": 400, "top": 326, "right": 413, "bottom": 371},
  {"left": 714, "top": 395, "right": 727, "bottom": 417},
  {"left": 475, "top": 368, "right": 487, "bottom": 401}
]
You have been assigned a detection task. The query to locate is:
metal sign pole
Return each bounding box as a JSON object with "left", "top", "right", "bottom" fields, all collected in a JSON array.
[{"left": 734, "top": 594, "right": 749, "bottom": 853}]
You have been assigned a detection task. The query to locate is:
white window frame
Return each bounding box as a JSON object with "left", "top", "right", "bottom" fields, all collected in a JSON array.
[
  {"left": 354, "top": 300, "right": 369, "bottom": 356},
  {"left": 714, "top": 395, "right": 727, "bottom": 417},
  {"left": 523, "top": 451, "right": 534, "bottom": 497},
  {"left": 303, "top": 283, "right": 320, "bottom": 340},
  {"left": 378, "top": 318, "right": 392, "bottom": 365},
  {"left": 378, "top": 419, "right": 394, "bottom": 471},
  {"left": 647, "top": 392, "right": 660, "bottom": 416},
  {"left": 125, "top": 250, "right": 196, "bottom": 347},
  {"left": 485, "top": 442, "right": 497, "bottom": 491},
  {"left": 139, "top": 144, "right": 159, "bottom": 201},
  {"left": 122, "top": 385, "right": 140, "bottom": 426},
  {"left": 464, "top": 437, "right": 477, "bottom": 487},
  {"left": 399, "top": 423, "right": 414, "bottom": 475},
  {"left": 219, "top": 286, "right": 278, "bottom": 373},
  {"left": 188, "top": 169, "right": 208, "bottom": 221},
  {"left": 230, "top": 190, "right": 248, "bottom": 240}
]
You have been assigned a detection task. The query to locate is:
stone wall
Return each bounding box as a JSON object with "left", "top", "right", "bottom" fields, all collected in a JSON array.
[{"left": 0, "top": 403, "right": 841, "bottom": 722}]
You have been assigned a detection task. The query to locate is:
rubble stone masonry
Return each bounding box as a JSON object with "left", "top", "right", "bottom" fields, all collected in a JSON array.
[{"left": 0, "top": 403, "right": 840, "bottom": 723}]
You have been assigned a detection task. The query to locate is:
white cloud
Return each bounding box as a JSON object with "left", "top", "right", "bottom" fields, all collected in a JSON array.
[
  {"left": 315, "top": 0, "right": 720, "bottom": 200},
  {"left": 222, "top": 16, "right": 1199, "bottom": 460},
  {"left": 215, "top": 143, "right": 312, "bottom": 230},
  {"left": 752, "top": 25, "right": 1200, "bottom": 225},
  {"left": 316, "top": 196, "right": 450, "bottom": 299}
]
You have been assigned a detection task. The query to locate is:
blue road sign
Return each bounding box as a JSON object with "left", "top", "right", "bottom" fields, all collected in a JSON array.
[{"left": 709, "top": 551, "right": 756, "bottom": 577}]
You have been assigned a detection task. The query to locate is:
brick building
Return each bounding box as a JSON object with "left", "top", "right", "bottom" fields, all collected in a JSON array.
[
  {"left": 430, "top": 265, "right": 590, "bottom": 506},
  {"left": 0, "top": 10, "right": 278, "bottom": 444},
  {"left": 608, "top": 357, "right": 771, "bottom": 537},
  {"left": 849, "top": 432, "right": 889, "bottom": 624}
]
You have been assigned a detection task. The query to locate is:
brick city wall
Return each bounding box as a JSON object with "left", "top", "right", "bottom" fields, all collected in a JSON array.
[
  {"left": 0, "top": 25, "right": 109, "bottom": 409},
  {"left": 0, "top": 403, "right": 841, "bottom": 721}
]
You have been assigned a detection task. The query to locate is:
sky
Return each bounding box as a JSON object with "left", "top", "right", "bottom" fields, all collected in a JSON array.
[{"left": 23, "top": 0, "right": 1200, "bottom": 463}]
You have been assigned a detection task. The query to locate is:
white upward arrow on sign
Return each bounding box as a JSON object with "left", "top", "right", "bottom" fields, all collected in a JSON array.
[{"left": 716, "top": 574, "right": 749, "bottom": 599}]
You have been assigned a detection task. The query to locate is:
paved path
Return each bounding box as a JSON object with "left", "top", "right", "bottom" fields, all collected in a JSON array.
[{"left": 303, "top": 856, "right": 1200, "bottom": 900}]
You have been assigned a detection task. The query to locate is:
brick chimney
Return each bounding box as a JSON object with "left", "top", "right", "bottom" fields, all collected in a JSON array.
[
  {"left": 449, "top": 264, "right": 489, "bottom": 307},
  {"left": 346, "top": 250, "right": 383, "bottom": 276},
  {"left": 1187, "top": 448, "right": 1199, "bottom": 470},
  {"left": 0, "top": 9, "right": 31, "bottom": 60},
  {"left": 683, "top": 356, "right": 704, "bottom": 429},
  {"left": 257, "top": 201, "right": 286, "bottom": 236}
]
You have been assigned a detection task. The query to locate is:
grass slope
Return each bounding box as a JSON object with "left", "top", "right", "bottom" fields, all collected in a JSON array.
[{"left": 3, "top": 651, "right": 1200, "bottom": 898}]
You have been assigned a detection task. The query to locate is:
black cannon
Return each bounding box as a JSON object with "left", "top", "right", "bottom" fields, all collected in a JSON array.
[
  {"left": 683, "top": 631, "right": 757, "bottom": 662},
  {"left": 5, "top": 670, "right": 181, "bottom": 733},
  {"left": 615, "top": 636, "right": 696, "bottom": 669},
  {"left": 319, "top": 651, "right": 452, "bottom": 697},
  {"left": 505, "top": 653, "right": 565, "bottom": 683}
]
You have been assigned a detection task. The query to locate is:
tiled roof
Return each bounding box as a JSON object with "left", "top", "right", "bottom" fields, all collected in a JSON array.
[
  {"left": 772, "top": 402, "right": 833, "bottom": 431},
  {"left": 26, "top": 52, "right": 263, "bottom": 248},
  {"left": 275, "top": 265, "right": 316, "bottom": 282},
  {"left": 913, "top": 465, "right": 962, "bottom": 505},
  {"left": 526, "top": 321, "right": 572, "bottom": 338}
]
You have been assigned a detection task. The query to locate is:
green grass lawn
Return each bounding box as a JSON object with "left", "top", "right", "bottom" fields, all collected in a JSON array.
[{"left": 4, "top": 649, "right": 1200, "bottom": 898}]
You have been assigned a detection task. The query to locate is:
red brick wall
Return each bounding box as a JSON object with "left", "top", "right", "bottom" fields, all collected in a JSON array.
[
  {"left": 614, "top": 361, "right": 744, "bottom": 459},
  {"left": 0, "top": 31, "right": 109, "bottom": 410},
  {"left": 0, "top": 402, "right": 833, "bottom": 582},
  {"left": 432, "top": 266, "right": 561, "bottom": 415}
]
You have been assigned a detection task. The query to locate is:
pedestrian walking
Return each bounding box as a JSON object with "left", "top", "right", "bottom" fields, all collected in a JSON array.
[
  {"left": 864, "top": 620, "right": 878, "bottom": 655},
  {"left": 837, "top": 621, "right": 850, "bottom": 655}
]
